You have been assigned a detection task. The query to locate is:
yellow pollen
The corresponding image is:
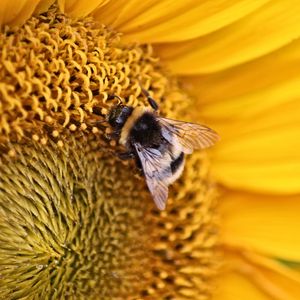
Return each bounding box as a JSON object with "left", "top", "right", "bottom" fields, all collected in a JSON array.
[
  {"left": 80, "top": 123, "right": 87, "bottom": 130},
  {"left": 40, "top": 138, "right": 47, "bottom": 145},
  {"left": 32, "top": 134, "right": 39, "bottom": 141},
  {"left": 45, "top": 116, "right": 53, "bottom": 123},
  {"left": 52, "top": 130, "right": 59, "bottom": 137},
  {"left": 57, "top": 140, "right": 64, "bottom": 147},
  {"left": 92, "top": 127, "right": 99, "bottom": 134},
  {"left": 69, "top": 124, "right": 77, "bottom": 131},
  {"left": 101, "top": 108, "right": 108, "bottom": 115},
  {"left": 110, "top": 140, "right": 117, "bottom": 147},
  {"left": 105, "top": 127, "right": 112, "bottom": 134},
  {"left": 8, "top": 149, "right": 16, "bottom": 157}
]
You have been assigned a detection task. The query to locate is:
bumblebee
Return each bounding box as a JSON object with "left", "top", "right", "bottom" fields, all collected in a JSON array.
[{"left": 107, "top": 93, "right": 219, "bottom": 210}]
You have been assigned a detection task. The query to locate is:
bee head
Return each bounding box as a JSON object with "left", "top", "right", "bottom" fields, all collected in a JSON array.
[{"left": 108, "top": 105, "right": 133, "bottom": 129}]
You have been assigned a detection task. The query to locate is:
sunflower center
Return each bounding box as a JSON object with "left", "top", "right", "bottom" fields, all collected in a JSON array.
[
  {"left": 0, "top": 5, "right": 189, "bottom": 147},
  {"left": 0, "top": 5, "right": 219, "bottom": 299}
]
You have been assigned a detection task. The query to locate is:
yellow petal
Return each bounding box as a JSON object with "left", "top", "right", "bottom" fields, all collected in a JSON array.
[
  {"left": 93, "top": 0, "right": 269, "bottom": 43},
  {"left": 0, "top": 0, "right": 39, "bottom": 25},
  {"left": 155, "top": 0, "right": 300, "bottom": 74},
  {"left": 244, "top": 252, "right": 300, "bottom": 299},
  {"left": 92, "top": 0, "right": 158, "bottom": 28},
  {"left": 214, "top": 253, "right": 300, "bottom": 300},
  {"left": 182, "top": 38, "right": 300, "bottom": 112},
  {"left": 34, "top": 0, "right": 55, "bottom": 15},
  {"left": 181, "top": 38, "right": 300, "bottom": 193},
  {"left": 58, "top": 0, "right": 110, "bottom": 18},
  {"left": 210, "top": 99, "right": 300, "bottom": 193},
  {"left": 214, "top": 271, "right": 272, "bottom": 300},
  {"left": 220, "top": 192, "right": 300, "bottom": 261},
  {"left": 0, "top": 0, "right": 54, "bottom": 25}
]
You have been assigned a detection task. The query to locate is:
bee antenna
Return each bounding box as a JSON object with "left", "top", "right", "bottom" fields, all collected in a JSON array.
[
  {"left": 138, "top": 81, "right": 159, "bottom": 111},
  {"left": 108, "top": 94, "right": 123, "bottom": 105}
]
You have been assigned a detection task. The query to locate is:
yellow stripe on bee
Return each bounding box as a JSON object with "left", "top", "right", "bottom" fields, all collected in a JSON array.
[{"left": 119, "top": 106, "right": 152, "bottom": 145}]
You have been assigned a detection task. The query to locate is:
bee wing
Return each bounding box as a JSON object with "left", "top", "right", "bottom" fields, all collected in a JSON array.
[
  {"left": 134, "top": 143, "right": 171, "bottom": 210},
  {"left": 158, "top": 117, "right": 219, "bottom": 154}
]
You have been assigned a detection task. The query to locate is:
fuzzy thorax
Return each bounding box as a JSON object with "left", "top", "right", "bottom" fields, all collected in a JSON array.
[{"left": 119, "top": 106, "right": 153, "bottom": 145}]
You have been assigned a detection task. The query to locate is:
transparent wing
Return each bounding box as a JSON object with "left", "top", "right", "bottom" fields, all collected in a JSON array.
[
  {"left": 159, "top": 117, "right": 220, "bottom": 154},
  {"left": 134, "top": 143, "right": 171, "bottom": 210}
]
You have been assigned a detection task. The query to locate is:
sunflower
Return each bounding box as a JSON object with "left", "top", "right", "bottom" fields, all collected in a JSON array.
[{"left": 1, "top": 1, "right": 300, "bottom": 299}]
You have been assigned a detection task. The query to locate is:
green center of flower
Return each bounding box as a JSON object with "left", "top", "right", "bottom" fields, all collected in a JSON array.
[{"left": 0, "top": 6, "right": 219, "bottom": 299}]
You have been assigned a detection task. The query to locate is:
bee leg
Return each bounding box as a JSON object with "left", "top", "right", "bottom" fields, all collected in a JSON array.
[
  {"left": 105, "top": 131, "right": 120, "bottom": 140},
  {"left": 117, "top": 151, "right": 135, "bottom": 160}
]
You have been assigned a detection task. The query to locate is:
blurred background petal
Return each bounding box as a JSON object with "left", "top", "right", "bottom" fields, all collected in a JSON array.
[
  {"left": 205, "top": 94, "right": 300, "bottom": 193},
  {"left": 0, "top": 0, "right": 56, "bottom": 25},
  {"left": 214, "top": 254, "right": 300, "bottom": 300},
  {"left": 0, "top": 0, "right": 43, "bottom": 25},
  {"left": 182, "top": 38, "right": 300, "bottom": 113},
  {"left": 93, "top": 0, "right": 270, "bottom": 43},
  {"left": 214, "top": 271, "right": 273, "bottom": 300},
  {"left": 154, "top": 0, "right": 300, "bottom": 74},
  {"left": 220, "top": 192, "right": 300, "bottom": 261},
  {"left": 58, "top": 0, "right": 110, "bottom": 18},
  {"left": 34, "top": 0, "right": 55, "bottom": 14}
]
